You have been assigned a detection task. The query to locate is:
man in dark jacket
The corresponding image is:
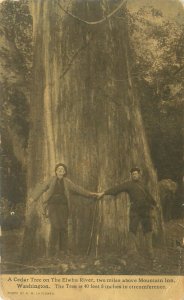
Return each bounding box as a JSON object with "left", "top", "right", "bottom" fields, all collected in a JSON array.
[
  {"left": 98, "top": 167, "right": 157, "bottom": 259},
  {"left": 29, "top": 163, "right": 99, "bottom": 256}
]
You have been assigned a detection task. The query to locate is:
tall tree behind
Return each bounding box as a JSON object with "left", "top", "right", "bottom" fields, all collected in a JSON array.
[{"left": 24, "top": 0, "right": 163, "bottom": 260}]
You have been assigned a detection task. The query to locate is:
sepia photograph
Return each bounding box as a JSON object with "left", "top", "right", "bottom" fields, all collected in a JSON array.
[{"left": 0, "top": 0, "right": 184, "bottom": 281}]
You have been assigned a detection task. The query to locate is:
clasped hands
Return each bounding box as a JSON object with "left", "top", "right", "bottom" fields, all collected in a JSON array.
[{"left": 90, "top": 192, "right": 105, "bottom": 200}]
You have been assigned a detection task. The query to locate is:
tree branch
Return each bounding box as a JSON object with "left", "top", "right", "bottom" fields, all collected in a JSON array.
[
  {"left": 59, "top": 25, "right": 99, "bottom": 79},
  {"left": 57, "top": 0, "right": 127, "bottom": 25},
  {"left": 173, "top": 65, "right": 184, "bottom": 76},
  {"left": 60, "top": 42, "right": 89, "bottom": 79}
]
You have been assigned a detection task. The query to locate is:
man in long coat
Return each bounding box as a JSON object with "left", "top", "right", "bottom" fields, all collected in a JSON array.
[{"left": 29, "top": 163, "right": 98, "bottom": 256}]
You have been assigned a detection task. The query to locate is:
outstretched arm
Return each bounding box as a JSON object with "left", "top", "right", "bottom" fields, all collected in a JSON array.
[
  {"left": 66, "top": 178, "right": 98, "bottom": 198},
  {"left": 103, "top": 181, "right": 130, "bottom": 196},
  {"left": 97, "top": 181, "right": 130, "bottom": 199}
]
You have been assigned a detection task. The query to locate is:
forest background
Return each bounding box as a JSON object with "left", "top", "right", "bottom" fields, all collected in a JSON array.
[{"left": 0, "top": 0, "right": 183, "bottom": 213}]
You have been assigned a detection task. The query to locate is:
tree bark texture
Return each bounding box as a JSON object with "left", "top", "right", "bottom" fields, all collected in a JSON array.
[{"left": 23, "top": 0, "right": 164, "bottom": 260}]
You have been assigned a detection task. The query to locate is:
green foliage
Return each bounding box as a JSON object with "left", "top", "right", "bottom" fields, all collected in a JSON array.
[
  {"left": 129, "top": 6, "right": 184, "bottom": 100},
  {"left": 0, "top": 0, "right": 32, "bottom": 146},
  {"left": 128, "top": 5, "right": 184, "bottom": 180},
  {"left": 0, "top": 0, "right": 32, "bottom": 82},
  {"left": 0, "top": 0, "right": 32, "bottom": 205},
  {"left": 1, "top": 83, "right": 29, "bottom": 146}
]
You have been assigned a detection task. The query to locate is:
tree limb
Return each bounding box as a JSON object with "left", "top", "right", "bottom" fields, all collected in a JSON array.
[{"left": 57, "top": 0, "right": 127, "bottom": 25}]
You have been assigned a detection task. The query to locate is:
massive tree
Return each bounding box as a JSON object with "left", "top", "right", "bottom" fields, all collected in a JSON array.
[{"left": 23, "top": 0, "right": 163, "bottom": 261}]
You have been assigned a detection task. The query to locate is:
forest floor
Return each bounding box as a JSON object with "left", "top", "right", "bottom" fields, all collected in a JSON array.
[{"left": 1, "top": 218, "right": 184, "bottom": 275}]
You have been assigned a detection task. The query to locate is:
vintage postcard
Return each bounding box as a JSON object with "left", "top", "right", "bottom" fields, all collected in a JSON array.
[{"left": 0, "top": 0, "right": 184, "bottom": 299}]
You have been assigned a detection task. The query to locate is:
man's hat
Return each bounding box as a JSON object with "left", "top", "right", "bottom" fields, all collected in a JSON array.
[
  {"left": 130, "top": 167, "right": 141, "bottom": 173},
  {"left": 55, "top": 163, "right": 67, "bottom": 176}
]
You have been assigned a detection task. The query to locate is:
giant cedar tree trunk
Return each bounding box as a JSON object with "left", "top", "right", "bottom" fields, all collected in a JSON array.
[{"left": 23, "top": 0, "right": 164, "bottom": 261}]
